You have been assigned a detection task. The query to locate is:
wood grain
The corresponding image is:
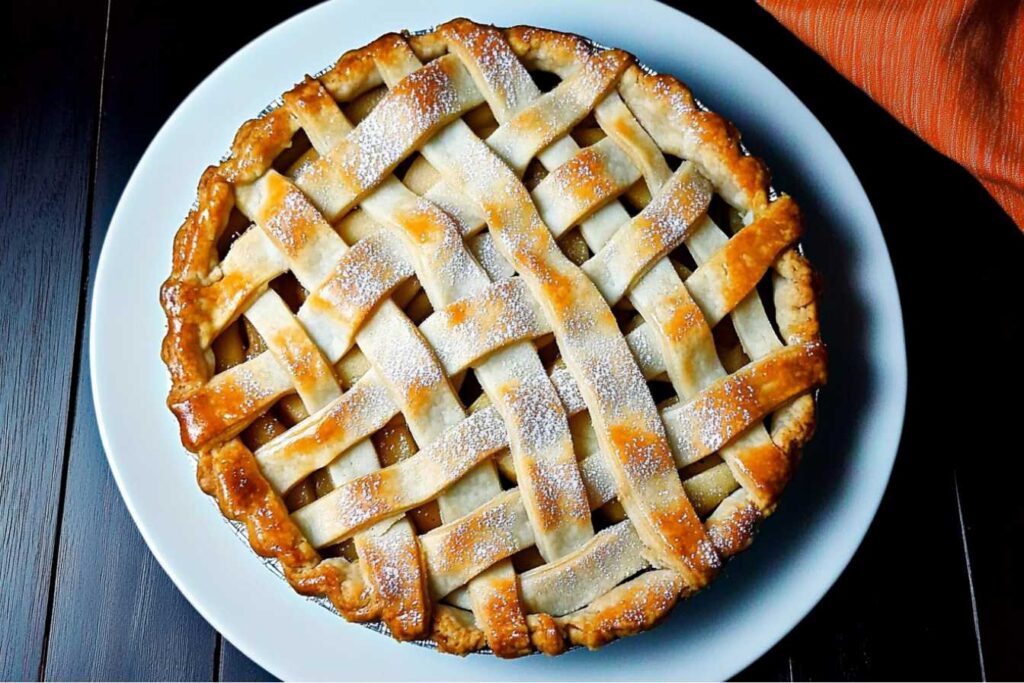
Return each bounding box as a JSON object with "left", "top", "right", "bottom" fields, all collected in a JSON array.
[
  {"left": 219, "top": 641, "right": 275, "bottom": 682},
  {"left": 0, "top": 0, "right": 106, "bottom": 678},
  {"left": 43, "top": 402, "right": 216, "bottom": 680},
  {"left": 944, "top": 176, "right": 1024, "bottom": 682},
  {"left": 38, "top": 0, "right": 225, "bottom": 678},
  {"left": 33, "top": 1, "right": 315, "bottom": 680},
  {"left": 42, "top": 106, "right": 218, "bottom": 682}
]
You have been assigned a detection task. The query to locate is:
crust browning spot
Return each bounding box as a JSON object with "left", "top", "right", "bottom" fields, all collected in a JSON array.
[
  {"left": 553, "top": 145, "right": 617, "bottom": 205},
  {"left": 431, "top": 605, "right": 487, "bottom": 655},
  {"left": 475, "top": 575, "right": 531, "bottom": 658},
  {"left": 663, "top": 294, "right": 703, "bottom": 342},
  {"left": 560, "top": 571, "right": 685, "bottom": 650},
  {"left": 445, "top": 297, "right": 469, "bottom": 326},
  {"left": 607, "top": 422, "right": 675, "bottom": 482},
  {"left": 398, "top": 203, "right": 446, "bottom": 245}
]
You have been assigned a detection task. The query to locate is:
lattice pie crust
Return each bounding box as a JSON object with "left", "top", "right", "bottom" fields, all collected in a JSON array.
[{"left": 160, "top": 19, "right": 825, "bottom": 657}]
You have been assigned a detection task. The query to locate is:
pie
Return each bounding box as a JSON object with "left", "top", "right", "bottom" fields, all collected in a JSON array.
[{"left": 160, "top": 18, "right": 826, "bottom": 657}]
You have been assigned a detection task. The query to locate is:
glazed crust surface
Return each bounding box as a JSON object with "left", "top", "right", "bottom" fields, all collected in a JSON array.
[{"left": 161, "top": 19, "right": 824, "bottom": 656}]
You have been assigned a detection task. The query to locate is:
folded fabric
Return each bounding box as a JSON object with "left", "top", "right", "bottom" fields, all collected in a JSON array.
[{"left": 758, "top": 0, "right": 1024, "bottom": 230}]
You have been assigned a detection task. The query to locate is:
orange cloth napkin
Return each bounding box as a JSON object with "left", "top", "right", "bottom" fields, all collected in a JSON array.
[{"left": 757, "top": 0, "right": 1024, "bottom": 230}]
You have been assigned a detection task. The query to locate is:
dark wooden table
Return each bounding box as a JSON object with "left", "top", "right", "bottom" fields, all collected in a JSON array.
[{"left": 3, "top": 0, "right": 1022, "bottom": 680}]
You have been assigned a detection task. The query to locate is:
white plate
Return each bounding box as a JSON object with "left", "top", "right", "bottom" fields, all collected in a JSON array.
[{"left": 91, "top": 0, "right": 907, "bottom": 679}]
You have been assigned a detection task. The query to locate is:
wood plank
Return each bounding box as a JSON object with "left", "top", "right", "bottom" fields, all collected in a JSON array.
[
  {"left": 662, "top": 1, "right": 989, "bottom": 679},
  {"left": 762, "top": 39, "right": 1013, "bottom": 683},
  {"left": 219, "top": 640, "right": 276, "bottom": 682},
  {"left": 38, "top": 0, "right": 225, "bottom": 677},
  {"left": 41, "top": 0, "right": 318, "bottom": 679},
  {"left": 943, "top": 172, "right": 1023, "bottom": 681},
  {"left": 42, "top": 0, "right": 221, "bottom": 675},
  {"left": 43, "top": 388, "right": 216, "bottom": 680},
  {"left": 0, "top": 0, "right": 107, "bottom": 679}
]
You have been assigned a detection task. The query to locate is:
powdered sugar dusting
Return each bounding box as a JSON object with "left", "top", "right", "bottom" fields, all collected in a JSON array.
[
  {"left": 520, "top": 521, "right": 645, "bottom": 615},
  {"left": 358, "top": 520, "right": 428, "bottom": 635},
  {"left": 430, "top": 279, "right": 545, "bottom": 371},
  {"left": 651, "top": 77, "right": 698, "bottom": 118},
  {"left": 317, "top": 233, "right": 413, "bottom": 313},
  {"left": 625, "top": 325, "right": 663, "bottom": 379},
  {"left": 458, "top": 24, "right": 526, "bottom": 120},
  {"left": 694, "top": 536, "right": 722, "bottom": 571},
  {"left": 338, "top": 59, "right": 464, "bottom": 191},
  {"left": 428, "top": 206, "right": 488, "bottom": 298},
  {"left": 372, "top": 325, "right": 445, "bottom": 401},
  {"left": 573, "top": 333, "right": 653, "bottom": 422},
  {"left": 261, "top": 186, "right": 320, "bottom": 257},
  {"left": 433, "top": 495, "right": 523, "bottom": 574},
  {"left": 549, "top": 365, "right": 586, "bottom": 414},
  {"left": 453, "top": 132, "right": 516, "bottom": 206},
  {"left": 425, "top": 406, "right": 508, "bottom": 481},
  {"left": 634, "top": 167, "right": 712, "bottom": 254},
  {"left": 552, "top": 145, "right": 614, "bottom": 203},
  {"left": 522, "top": 450, "right": 591, "bottom": 526},
  {"left": 424, "top": 184, "right": 483, "bottom": 236},
  {"left": 469, "top": 234, "right": 514, "bottom": 282},
  {"left": 618, "top": 428, "right": 671, "bottom": 484},
  {"left": 218, "top": 365, "right": 274, "bottom": 415},
  {"left": 332, "top": 472, "right": 390, "bottom": 533},
  {"left": 665, "top": 370, "right": 759, "bottom": 461},
  {"left": 580, "top": 452, "right": 617, "bottom": 507},
  {"left": 296, "top": 378, "right": 394, "bottom": 452},
  {"left": 504, "top": 372, "right": 570, "bottom": 456}
]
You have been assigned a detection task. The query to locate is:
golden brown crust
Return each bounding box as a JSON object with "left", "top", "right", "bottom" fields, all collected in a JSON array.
[
  {"left": 707, "top": 490, "right": 762, "bottom": 556},
  {"left": 559, "top": 570, "right": 686, "bottom": 650},
  {"left": 616, "top": 65, "right": 771, "bottom": 212},
  {"left": 160, "top": 18, "right": 824, "bottom": 656},
  {"left": 526, "top": 613, "right": 568, "bottom": 656},
  {"left": 467, "top": 576, "right": 532, "bottom": 658},
  {"left": 201, "top": 441, "right": 379, "bottom": 621},
  {"left": 430, "top": 605, "right": 488, "bottom": 655}
]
